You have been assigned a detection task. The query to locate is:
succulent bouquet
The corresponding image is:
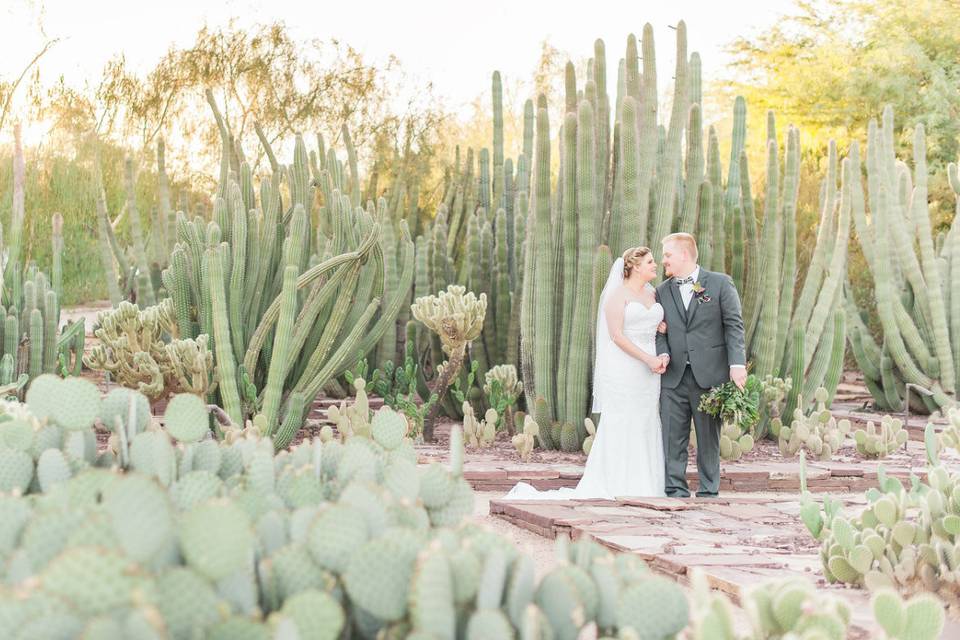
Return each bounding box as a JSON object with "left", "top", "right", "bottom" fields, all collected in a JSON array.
[{"left": 698, "top": 373, "right": 763, "bottom": 460}]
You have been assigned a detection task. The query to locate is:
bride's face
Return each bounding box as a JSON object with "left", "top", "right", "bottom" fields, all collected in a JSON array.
[{"left": 635, "top": 253, "right": 657, "bottom": 282}]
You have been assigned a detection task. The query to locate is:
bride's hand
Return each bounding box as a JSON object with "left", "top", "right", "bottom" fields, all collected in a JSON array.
[
  {"left": 657, "top": 321, "right": 667, "bottom": 334},
  {"left": 643, "top": 354, "right": 664, "bottom": 374}
]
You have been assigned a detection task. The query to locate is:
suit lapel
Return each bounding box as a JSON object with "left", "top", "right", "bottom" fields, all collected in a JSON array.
[
  {"left": 685, "top": 269, "right": 708, "bottom": 327},
  {"left": 666, "top": 278, "right": 686, "bottom": 322}
]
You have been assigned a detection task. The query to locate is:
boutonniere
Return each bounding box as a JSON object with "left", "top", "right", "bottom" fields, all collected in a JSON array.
[{"left": 692, "top": 281, "right": 711, "bottom": 304}]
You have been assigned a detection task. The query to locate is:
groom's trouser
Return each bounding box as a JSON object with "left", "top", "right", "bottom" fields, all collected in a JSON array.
[{"left": 661, "top": 365, "right": 721, "bottom": 497}]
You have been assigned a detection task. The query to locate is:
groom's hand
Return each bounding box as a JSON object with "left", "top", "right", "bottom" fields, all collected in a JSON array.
[
  {"left": 730, "top": 366, "right": 747, "bottom": 389},
  {"left": 655, "top": 355, "right": 669, "bottom": 373}
]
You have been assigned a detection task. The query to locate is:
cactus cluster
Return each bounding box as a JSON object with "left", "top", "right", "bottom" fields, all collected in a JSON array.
[
  {"left": 800, "top": 423, "right": 960, "bottom": 609},
  {"left": 719, "top": 421, "right": 755, "bottom": 461},
  {"left": 154, "top": 95, "right": 415, "bottom": 441},
  {"left": 512, "top": 414, "right": 539, "bottom": 461},
  {"left": 688, "top": 565, "right": 945, "bottom": 640},
  {"left": 847, "top": 107, "right": 960, "bottom": 412},
  {"left": 84, "top": 299, "right": 214, "bottom": 402},
  {"left": 776, "top": 387, "right": 851, "bottom": 460},
  {"left": 0, "top": 374, "right": 700, "bottom": 639},
  {"left": 760, "top": 375, "right": 792, "bottom": 439},
  {"left": 462, "top": 401, "right": 497, "bottom": 448},
  {"left": 411, "top": 285, "right": 487, "bottom": 440},
  {"left": 854, "top": 416, "right": 909, "bottom": 458},
  {"left": 934, "top": 407, "right": 960, "bottom": 455},
  {"left": 483, "top": 364, "right": 523, "bottom": 433},
  {"left": 0, "top": 128, "right": 83, "bottom": 393},
  {"left": 686, "top": 568, "right": 853, "bottom": 639}
]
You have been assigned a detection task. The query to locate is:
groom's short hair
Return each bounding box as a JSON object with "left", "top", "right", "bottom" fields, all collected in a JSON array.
[{"left": 662, "top": 232, "right": 699, "bottom": 261}]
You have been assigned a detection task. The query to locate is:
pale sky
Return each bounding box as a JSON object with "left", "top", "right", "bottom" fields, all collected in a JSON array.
[{"left": 2, "top": 0, "right": 799, "bottom": 146}]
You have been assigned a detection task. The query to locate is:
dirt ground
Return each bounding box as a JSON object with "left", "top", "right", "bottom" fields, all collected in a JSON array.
[{"left": 471, "top": 491, "right": 560, "bottom": 577}]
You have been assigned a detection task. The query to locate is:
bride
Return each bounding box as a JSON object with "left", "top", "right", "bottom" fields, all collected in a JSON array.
[{"left": 505, "top": 246, "right": 666, "bottom": 500}]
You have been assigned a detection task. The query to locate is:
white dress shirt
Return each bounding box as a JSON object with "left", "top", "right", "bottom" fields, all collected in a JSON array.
[
  {"left": 661, "top": 265, "right": 745, "bottom": 370},
  {"left": 677, "top": 266, "right": 701, "bottom": 310}
]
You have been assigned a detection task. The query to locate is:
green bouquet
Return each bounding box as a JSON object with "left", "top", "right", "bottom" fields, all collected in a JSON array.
[{"left": 698, "top": 374, "right": 763, "bottom": 460}]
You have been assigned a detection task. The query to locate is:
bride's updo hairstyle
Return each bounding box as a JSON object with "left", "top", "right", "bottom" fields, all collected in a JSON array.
[{"left": 622, "top": 246, "right": 651, "bottom": 278}]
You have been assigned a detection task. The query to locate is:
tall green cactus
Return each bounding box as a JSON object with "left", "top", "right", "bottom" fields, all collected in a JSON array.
[
  {"left": 530, "top": 106, "right": 556, "bottom": 422},
  {"left": 565, "top": 101, "right": 599, "bottom": 434},
  {"left": 124, "top": 157, "right": 157, "bottom": 307},
  {"left": 651, "top": 21, "right": 688, "bottom": 263},
  {"left": 848, "top": 106, "right": 958, "bottom": 411}
]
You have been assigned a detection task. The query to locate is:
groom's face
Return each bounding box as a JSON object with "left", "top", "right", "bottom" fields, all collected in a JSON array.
[
  {"left": 662, "top": 241, "right": 679, "bottom": 277},
  {"left": 661, "top": 241, "right": 692, "bottom": 277}
]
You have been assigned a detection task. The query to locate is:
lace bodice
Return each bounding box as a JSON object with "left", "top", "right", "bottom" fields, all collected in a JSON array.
[{"left": 622, "top": 301, "right": 664, "bottom": 344}]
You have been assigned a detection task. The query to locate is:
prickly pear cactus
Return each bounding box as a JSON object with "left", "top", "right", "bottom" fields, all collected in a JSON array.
[
  {"left": 719, "top": 422, "right": 754, "bottom": 461},
  {"left": 800, "top": 418, "right": 960, "bottom": 615},
  {"left": 512, "top": 414, "right": 539, "bottom": 461},
  {"left": 853, "top": 415, "right": 909, "bottom": 458},
  {"left": 778, "top": 387, "right": 850, "bottom": 460},
  {"left": 463, "top": 401, "right": 497, "bottom": 448},
  {"left": 686, "top": 568, "right": 854, "bottom": 639},
  {"left": 582, "top": 418, "right": 596, "bottom": 455},
  {"left": 871, "top": 588, "right": 945, "bottom": 640}
]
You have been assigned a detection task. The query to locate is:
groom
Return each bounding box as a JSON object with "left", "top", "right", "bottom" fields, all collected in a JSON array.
[{"left": 654, "top": 233, "right": 746, "bottom": 498}]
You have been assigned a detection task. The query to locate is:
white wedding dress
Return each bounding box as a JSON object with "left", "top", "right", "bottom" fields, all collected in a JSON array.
[{"left": 505, "top": 291, "right": 666, "bottom": 500}]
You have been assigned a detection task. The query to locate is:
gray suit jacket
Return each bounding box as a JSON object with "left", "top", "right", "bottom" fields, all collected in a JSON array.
[{"left": 654, "top": 268, "right": 747, "bottom": 390}]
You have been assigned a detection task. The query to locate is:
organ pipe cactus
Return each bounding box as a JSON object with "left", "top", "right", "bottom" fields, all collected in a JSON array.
[
  {"left": 848, "top": 107, "right": 959, "bottom": 412},
  {"left": 0, "top": 131, "right": 82, "bottom": 392},
  {"left": 160, "top": 97, "right": 415, "bottom": 440}
]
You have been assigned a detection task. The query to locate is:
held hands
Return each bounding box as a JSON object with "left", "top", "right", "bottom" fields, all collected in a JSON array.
[{"left": 648, "top": 354, "right": 669, "bottom": 374}]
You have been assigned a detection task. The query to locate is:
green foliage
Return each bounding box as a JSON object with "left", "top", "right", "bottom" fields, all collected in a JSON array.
[
  {"left": 450, "top": 359, "right": 480, "bottom": 407},
  {"left": 725, "top": 0, "right": 960, "bottom": 183},
  {"left": 346, "top": 346, "right": 439, "bottom": 441},
  {"left": 483, "top": 364, "right": 523, "bottom": 432},
  {"left": 699, "top": 374, "right": 762, "bottom": 461}
]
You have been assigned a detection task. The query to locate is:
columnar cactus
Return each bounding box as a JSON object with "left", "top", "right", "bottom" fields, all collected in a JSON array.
[
  {"left": 848, "top": 107, "right": 959, "bottom": 411},
  {"left": 159, "top": 100, "right": 416, "bottom": 440}
]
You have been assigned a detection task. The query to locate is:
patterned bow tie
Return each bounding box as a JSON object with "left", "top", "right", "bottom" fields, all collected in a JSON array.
[{"left": 675, "top": 276, "right": 694, "bottom": 286}]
